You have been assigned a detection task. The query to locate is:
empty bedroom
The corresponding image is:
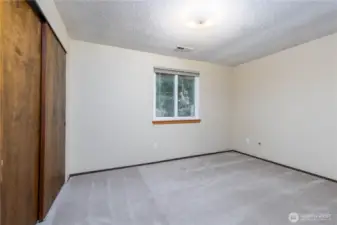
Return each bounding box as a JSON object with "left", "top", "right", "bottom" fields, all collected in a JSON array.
[{"left": 0, "top": 0, "right": 337, "bottom": 225}]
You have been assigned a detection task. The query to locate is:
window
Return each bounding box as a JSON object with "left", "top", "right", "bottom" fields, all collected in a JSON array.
[{"left": 153, "top": 67, "right": 200, "bottom": 124}]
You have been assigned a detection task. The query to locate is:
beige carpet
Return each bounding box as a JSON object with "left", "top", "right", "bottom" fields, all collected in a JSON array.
[{"left": 40, "top": 152, "right": 337, "bottom": 225}]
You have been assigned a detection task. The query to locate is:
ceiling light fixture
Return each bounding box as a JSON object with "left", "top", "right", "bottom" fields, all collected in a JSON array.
[{"left": 186, "top": 19, "right": 214, "bottom": 29}]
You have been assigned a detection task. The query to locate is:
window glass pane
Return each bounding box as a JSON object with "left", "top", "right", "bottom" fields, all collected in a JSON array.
[
  {"left": 178, "top": 75, "right": 195, "bottom": 117},
  {"left": 156, "top": 73, "right": 175, "bottom": 117}
]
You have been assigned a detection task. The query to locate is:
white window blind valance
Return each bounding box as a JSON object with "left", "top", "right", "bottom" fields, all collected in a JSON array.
[{"left": 154, "top": 67, "right": 199, "bottom": 77}]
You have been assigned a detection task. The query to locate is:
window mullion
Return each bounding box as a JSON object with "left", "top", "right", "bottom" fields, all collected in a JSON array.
[
  {"left": 195, "top": 77, "right": 199, "bottom": 118},
  {"left": 174, "top": 75, "right": 178, "bottom": 117}
]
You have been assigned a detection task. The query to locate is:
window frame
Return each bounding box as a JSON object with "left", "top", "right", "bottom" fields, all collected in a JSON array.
[{"left": 153, "top": 67, "right": 200, "bottom": 123}]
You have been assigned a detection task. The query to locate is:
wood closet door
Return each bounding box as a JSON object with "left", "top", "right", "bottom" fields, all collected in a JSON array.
[
  {"left": 0, "top": 1, "right": 41, "bottom": 225},
  {"left": 39, "top": 23, "right": 66, "bottom": 219}
]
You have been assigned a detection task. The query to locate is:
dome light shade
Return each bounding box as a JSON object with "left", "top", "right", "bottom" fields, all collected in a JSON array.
[{"left": 186, "top": 19, "right": 214, "bottom": 29}]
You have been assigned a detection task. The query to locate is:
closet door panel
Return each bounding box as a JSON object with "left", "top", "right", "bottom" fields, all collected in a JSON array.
[
  {"left": 0, "top": 1, "right": 41, "bottom": 225},
  {"left": 39, "top": 23, "right": 66, "bottom": 219}
]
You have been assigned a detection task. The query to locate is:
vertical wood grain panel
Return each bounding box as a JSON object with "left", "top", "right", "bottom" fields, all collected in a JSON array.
[
  {"left": 0, "top": 2, "right": 3, "bottom": 222},
  {"left": 39, "top": 23, "right": 66, "bottom": 219},
  {"left": 0, "top": 1, "right": 41, "bottom": 225}
]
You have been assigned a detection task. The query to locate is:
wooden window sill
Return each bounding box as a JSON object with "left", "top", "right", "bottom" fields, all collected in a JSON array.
[{"left": 152, "top": 119, "right": 201, "bottom": 125}]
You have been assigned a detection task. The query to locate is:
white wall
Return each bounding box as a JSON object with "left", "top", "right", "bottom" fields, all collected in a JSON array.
[
  {"left": 67, "top": 40, "right": 232, "bottom": 174},
  {"left": 39, "top": 0, "right": 337, "bottom": 180},
  {"left": 231, "top": 33, "right": 337, "bottom": 180},
  {"left": 36, "top": 0, "right": 69, "bottom": 51}
]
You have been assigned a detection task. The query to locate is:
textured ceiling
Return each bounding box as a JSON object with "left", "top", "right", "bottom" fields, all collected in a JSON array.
[{"left": 55, "top": 0, "right": 337, "bottom": 66}]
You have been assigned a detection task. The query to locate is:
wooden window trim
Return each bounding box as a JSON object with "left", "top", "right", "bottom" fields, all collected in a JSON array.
[{"left": 152, "top": 119, "right": 201, "bottom": 125}]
